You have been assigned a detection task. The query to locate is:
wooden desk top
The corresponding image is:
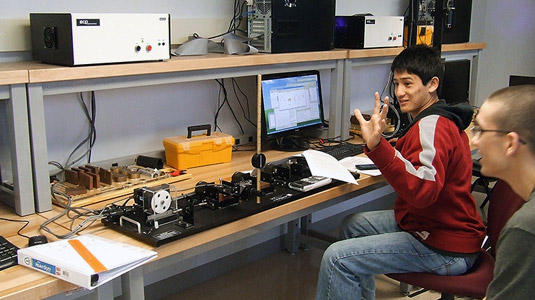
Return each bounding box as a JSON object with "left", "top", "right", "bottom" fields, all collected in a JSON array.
[
  {"left": 0, "top": 204, "right": 78, "bottom": 300},
  {"left": 0, "top": 62, "right": 29, "bottom": 85},
  {"left": 0, "top": 143, "right": 384, "bottom": 300}
]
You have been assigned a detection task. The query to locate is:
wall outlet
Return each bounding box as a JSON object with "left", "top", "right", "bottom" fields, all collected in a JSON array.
[{"left": 234, "top": 135, "right": 256, "bottom": 145}]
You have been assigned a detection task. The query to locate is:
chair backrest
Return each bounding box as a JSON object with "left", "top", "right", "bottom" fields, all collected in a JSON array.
[{"left": 486, "top": 179, "right": 526, "bottom": 257}]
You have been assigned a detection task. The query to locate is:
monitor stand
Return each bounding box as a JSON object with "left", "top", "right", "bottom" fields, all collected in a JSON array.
[{"left": 271, "top": 136, "right": 309, "bottom": 151}]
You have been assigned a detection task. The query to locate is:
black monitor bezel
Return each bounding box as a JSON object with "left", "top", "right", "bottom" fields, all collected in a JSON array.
[
  {"left": 509, "top": 75, "right": 535, "bottom": 86},
  {"left": 260, "top": 70, "right": 325, "bottom": 142}
]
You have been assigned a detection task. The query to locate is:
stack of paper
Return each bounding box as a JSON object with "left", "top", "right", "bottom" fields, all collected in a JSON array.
[{"left": 17, "top": 234, "right": 157, "bottom": 289}]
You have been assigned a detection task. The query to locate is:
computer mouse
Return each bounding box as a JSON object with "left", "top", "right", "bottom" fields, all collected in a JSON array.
[{"left": 28, "top": 235, "right": 48, "bottom": 247}]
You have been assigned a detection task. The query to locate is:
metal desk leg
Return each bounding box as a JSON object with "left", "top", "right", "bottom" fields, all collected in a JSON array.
[
  {"left": 399, "top": 282, "right": 412, "bottom": 296},
  {"left": 3, "top": 84, "right": 35, "bottom": 215},
  {"left": 285, "top": 219, "right": 299, "bottom": 255},
  {"left": 90, "top": 281, "right": 114, "bottom": 300},
  {"left": 26, "top": 83, "right": 52, "bottom": 212},
  {"left": 469, "top": 51, "right": 480, "bottom": 106},
  {"left": 329, "top": 59, "right": 344, "bottom": 140},
  {"left": 121, "top": 267, "right": 145, "bottom": 300},
  {"left": 299, "top": 215, "right": 311, "bottom": 250},
  {"left": 340, "top": 58, "right": 352, "bottom": 141}
]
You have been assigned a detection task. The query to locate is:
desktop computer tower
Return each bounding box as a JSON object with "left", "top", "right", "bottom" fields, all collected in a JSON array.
[
  {"left": 247, "top": 0, "right": 335, "bottom": 53},
  {"left": 440, "top": 59, "right": 471, "bottom": 104},
  {"left": 407, "top": 0, "right": 472, "bottom": 46},
  {"left": 442, "top": 0, "right": 472, "bottom": 44}
]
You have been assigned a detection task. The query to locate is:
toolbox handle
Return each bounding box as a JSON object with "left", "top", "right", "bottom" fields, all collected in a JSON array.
[{"left": 187, "top": 124, "right": 211, "bottom": 138}]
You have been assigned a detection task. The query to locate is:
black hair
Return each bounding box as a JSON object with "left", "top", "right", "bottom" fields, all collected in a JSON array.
[{"left": 391, "top": 45, "right": 444, "bottom": 87}]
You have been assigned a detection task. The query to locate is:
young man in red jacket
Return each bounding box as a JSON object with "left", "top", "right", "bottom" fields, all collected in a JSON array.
[{"left": 315, "top": 45, "right": 486, "bottom": 300}]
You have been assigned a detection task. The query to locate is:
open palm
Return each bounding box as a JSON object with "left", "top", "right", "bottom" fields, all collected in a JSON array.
[{"left": 354, "top": 92, "right": 390, "bottom": 151}]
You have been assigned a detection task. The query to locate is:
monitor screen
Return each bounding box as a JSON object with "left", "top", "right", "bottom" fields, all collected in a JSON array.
[{"left": 261, "top": 70, "right": 324, "bottom": 138}]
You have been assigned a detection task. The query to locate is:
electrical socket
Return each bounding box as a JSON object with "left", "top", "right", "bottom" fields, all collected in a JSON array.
[{"left": 234, "top": 134, "right": 256, "bottom": 146}]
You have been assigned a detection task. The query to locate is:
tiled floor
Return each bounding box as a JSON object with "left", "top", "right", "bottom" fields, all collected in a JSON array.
[{"left": 163, "top": 247, "right": 443, "bottom": 300}]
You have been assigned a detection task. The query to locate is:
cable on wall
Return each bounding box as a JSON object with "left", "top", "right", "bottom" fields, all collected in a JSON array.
[
  {"left": 48, "top": 91, "right": 97, "bottom": 177},
  {"left": 214, "top": 79, "right": 245, "bottom": 134},
  {"left": 231, "top": 78, "right": 256, "bottom": 128}
]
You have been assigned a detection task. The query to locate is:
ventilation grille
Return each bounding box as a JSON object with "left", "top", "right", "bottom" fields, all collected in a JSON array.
[
  {"left": 43, "top": 27, "right": 57, "bottom": 49},
  {"left": 256, "top": 0, "right": 271, "bottom": 15}
]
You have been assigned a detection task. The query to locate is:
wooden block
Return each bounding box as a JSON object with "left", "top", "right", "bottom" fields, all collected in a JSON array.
[
  {"left": 78, "top": 166, "right": 92, "bottom": 173},
  {"left": 79, "top": 172, "right": 94, "bottom": 190},
  {"left": 87, "top": 172, "right": 100, "bottom": 189},
  {"left": 85, "top": 164, "right": 99, "bottom": 174},
  {"left": 65, "top": 186, "right": 88, "bottom": 196},
  {"left": 99, "top": 168, "right": 113, "bottom": 185},
  {"left": 64, "top": 169, "right": 79, "bottom": 185}
]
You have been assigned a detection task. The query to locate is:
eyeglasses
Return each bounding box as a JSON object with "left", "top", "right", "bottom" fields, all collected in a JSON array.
[{"left": 470, "top": 126, "right": 527, "bottom": 145}]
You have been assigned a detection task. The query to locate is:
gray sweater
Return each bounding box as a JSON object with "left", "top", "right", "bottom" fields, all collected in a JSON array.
[{"left": 486, "top": 191, "right": 535, "bottom": 299}]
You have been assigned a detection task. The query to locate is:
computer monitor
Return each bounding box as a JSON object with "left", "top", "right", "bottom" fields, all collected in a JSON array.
[
  {"left": 509, "top": 75, "right": 535, "bottom": 86},
  {"left": 261, "top": 70, "right": 325, "bottom": 151}
]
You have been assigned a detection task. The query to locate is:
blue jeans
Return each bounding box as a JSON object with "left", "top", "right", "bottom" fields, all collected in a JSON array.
[{"left": 315, "top": 210, "right": 478, "bottom": 300}]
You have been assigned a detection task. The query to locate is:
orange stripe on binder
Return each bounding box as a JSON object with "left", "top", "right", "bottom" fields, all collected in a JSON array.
[{"left": 68, "top": 239, "right": 108, "bottom": 273}]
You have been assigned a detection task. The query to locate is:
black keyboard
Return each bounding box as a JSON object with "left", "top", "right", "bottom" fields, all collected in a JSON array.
[
  {"left": 0, "top": 235, "right": 18, "bottom": 271},
  {"left": 318, "top": 143, "right": 365, "bottom": 160}
]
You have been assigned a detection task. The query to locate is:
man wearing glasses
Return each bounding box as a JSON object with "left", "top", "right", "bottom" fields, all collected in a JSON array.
[{"left": 471, "top": 84, "right": 535, "bottom": 299}]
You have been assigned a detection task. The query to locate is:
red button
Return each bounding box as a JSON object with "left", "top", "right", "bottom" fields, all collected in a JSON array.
[{"left": 146, "top": 45, "right": 152, "bottom": 51}]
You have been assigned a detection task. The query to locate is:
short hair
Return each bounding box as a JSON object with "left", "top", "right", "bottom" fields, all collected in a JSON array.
[
  {"left": 486, "top": 85, "right": 535, "bottom": 153},
  {"left": 391, "top": 45, "right": 444, "bottom": 88}
]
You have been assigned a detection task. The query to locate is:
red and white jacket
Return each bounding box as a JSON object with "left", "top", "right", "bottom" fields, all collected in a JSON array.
[{"left": 366, "top": 101, "right": 486, "bottom": 253}]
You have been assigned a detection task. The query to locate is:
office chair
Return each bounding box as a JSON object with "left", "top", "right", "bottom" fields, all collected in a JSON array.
[
  {"left": 471, "top": 157, "right": 496, "bottom": 213},
  {"left": 386, "top": 179, "right": 525, "bottom": 300}
]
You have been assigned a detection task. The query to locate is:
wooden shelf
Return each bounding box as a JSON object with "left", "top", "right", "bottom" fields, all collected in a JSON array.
[
  {"left": 0, "top": 62, "right": 29, "bottom": 85},
  {"left": 26, "top": 50, "right": 348, "bottom": 83},
  {"left": 347, "top": 42, "right": 486, "bottom": 59},
  {"left": 19, "top": 42, "right": 486, "bottom": 83}
]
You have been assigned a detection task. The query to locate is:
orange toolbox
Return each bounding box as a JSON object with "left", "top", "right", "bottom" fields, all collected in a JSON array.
[{"left": 163, "top": 124, "right": 234, "bottom": 169}]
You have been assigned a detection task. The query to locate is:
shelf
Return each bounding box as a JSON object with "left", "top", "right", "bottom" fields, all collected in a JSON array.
[
  {"left": 347, "top": 42, "right": 486, "bottom": 59},
  {"left": 26, "top": 50, "right": 349, "bottom": 83},
  {"left": 0, "top": 62, "right": 29, "bottom": 85}
]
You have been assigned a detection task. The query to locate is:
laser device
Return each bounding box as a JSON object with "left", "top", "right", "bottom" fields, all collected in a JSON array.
[{"left": 30, "top": 13, "right": 171, "bottom": 66}]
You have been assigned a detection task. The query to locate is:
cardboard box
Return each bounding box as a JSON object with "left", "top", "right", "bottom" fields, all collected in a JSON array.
[{"left": 163, "top": 126, "right": 234, "bottom": 169}]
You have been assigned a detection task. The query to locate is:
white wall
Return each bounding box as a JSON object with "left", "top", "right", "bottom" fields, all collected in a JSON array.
[
  {"left": 471, "top": 0, "right": 535, "bottom": 105},
  {"left": 43, "top": 79, "right": 258, "bottom": 168},
  {"left": 1, "top": 0, "right": 534, "bottom": 173},
  {"left": 0, "top": 0, "right": 233, "bottom": 52}
]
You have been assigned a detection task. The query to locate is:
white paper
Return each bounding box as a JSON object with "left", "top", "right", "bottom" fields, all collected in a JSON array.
[
  {"left": 302, "top": 150, "right": 358, "bottom": 185},
  {"left": 339, "top": 156, "right": 382, "bottom": 177}
]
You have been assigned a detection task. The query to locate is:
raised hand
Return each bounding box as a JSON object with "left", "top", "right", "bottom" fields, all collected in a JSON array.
[{"left": 354, "top": 92, "right": 390, "bottom": 151}]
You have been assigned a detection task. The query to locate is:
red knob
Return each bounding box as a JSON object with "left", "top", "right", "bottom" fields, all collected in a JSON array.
[{"left": 146, "top": 45, "right": 152, "bottom": 51}]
